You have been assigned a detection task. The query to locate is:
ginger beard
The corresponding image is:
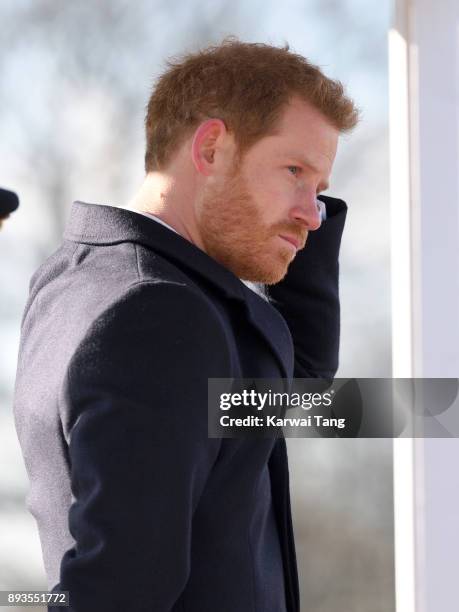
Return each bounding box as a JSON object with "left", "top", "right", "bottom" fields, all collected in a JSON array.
[{"left": 197, "top": 161, "right": 305, "bottom": 284}]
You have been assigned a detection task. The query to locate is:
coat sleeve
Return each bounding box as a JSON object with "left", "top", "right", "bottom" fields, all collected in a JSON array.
[
  {"left": 49, "top": 282, "right": 230, "bottom": 612},
  {"left": 266, "top": 196, "right": 347, "bottom": 380}
]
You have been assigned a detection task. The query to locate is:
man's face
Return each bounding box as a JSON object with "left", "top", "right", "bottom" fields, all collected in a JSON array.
[{"left": 195, "top": 96, "right": 339, "bottom": 284}]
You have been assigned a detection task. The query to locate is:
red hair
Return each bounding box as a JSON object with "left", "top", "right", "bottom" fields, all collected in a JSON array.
[{"left": 145, "top": 37, "right": 359, "bottom": 172}]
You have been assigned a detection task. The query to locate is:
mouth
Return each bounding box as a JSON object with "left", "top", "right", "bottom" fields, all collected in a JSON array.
[{"left": 278, "top": 234, "right": 300, "bottom": 250}]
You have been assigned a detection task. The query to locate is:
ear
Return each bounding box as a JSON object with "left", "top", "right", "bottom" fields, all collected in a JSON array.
[{"left": 191, "top": 118, "right": 227, "bottom": 176}]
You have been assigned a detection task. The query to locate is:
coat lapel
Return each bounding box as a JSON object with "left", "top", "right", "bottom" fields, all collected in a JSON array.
[{"left": 241, "top": 284, "right": 294, "bottom": 379}]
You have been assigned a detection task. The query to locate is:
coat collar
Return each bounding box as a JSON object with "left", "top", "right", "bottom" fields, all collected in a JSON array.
[{"left": 63, "top": 201, "right": 294, "bottom": 378}]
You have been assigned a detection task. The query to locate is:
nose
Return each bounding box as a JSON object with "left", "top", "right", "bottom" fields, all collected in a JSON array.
[{"left": 289, "top": 196, "right": 323, "bottom": 231}]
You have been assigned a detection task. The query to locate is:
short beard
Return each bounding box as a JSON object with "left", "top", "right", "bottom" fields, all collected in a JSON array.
[{"left": 197, "top": 162, "right": 294, "bottom": 284}]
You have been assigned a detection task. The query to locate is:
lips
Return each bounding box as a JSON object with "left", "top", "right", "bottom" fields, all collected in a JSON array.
[{"left": 278, "top": 234, "right": 300, "bottom": 250}]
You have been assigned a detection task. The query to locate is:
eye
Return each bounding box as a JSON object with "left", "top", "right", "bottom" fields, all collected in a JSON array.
[{"left": 287, "top": 165, "right": 301, "bottom": 176}]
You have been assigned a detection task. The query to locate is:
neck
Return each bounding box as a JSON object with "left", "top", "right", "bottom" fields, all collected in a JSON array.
[{"left": 127, "top": 172, "right": 205, "bottom": 250}]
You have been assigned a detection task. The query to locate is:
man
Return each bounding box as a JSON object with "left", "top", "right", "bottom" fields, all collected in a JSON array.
[
  {"left": 13, "top": 38, "right": 358, "bottom": 611},
  {"left": 0, "top": 187, "right": 19, "bottom": 229}
]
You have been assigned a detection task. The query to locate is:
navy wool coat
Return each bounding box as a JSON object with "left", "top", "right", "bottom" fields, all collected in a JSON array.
[{"left": 13, "top": 195, "right": 347, "bottom": 612}]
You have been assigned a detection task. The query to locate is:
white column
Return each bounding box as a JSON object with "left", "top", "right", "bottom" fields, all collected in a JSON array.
[{"left": 389, "top": 1, "right": 459, "bottom": 612}]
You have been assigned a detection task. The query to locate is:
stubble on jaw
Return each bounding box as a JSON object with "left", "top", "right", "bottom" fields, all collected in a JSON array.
[{"left": 197, "top": 163, "right": 294, "bottom": 284}]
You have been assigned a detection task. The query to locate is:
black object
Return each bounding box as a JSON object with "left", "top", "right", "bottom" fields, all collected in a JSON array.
[
  {"left": 0, "top": 188, "right": 19, "bottom": 217},
  {"left": 14, "top": 197, "right": 347, "bottom": 612}
]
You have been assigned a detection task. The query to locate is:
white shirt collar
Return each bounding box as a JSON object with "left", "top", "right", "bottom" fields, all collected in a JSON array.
[{"left": 127, "top": 208, "right": 179, "bottom": 235}]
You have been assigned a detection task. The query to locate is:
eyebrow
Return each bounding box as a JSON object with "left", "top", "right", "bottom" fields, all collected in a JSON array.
[{"left": 284, "top": 154, "right": 330, "bottom": 192}]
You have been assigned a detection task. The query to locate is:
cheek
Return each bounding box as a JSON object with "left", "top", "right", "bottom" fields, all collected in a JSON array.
[
  {"left": 260, "top": 181, "right": 295, "bottom": 221},
  {"left": 268, "top": 169, "right": 303, "bottom": 201},
  {"left": 254, "top": 171, "right": 288, "bottom": 204},
  {"left": 241, "top": 166, "right": 290, "bottom": 225}
]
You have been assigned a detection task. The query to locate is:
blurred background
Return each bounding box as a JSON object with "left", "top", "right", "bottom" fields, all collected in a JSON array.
[{"left": 0, "top": 1, "right": 393, "bottom": 610}]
